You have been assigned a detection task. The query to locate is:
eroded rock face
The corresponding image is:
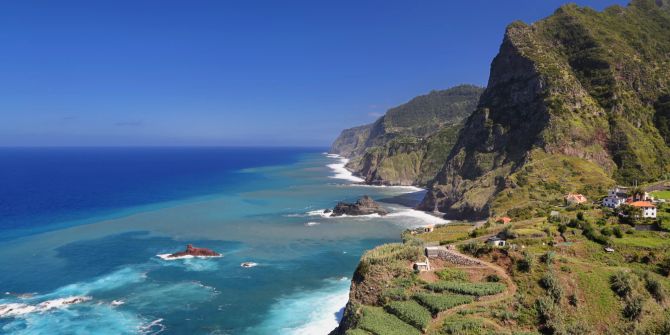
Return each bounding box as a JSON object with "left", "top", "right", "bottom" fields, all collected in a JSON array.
[
  {"left": 330, "top": 85, "right": 484, "bottom": 185},
  {"left": 331, "top": 196, "right": 388, "bottom": 216},
  {"left": 422, "top": 2, "right": 670, "bottom": 219},
  {"left": 167, "top": 244, "right": 220, "bottom": 258}
]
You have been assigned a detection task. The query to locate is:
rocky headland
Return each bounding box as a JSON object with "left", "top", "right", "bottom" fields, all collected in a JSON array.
[
  {"left": 331, "top": 196, "right": 388, "bottom": 217},
  {"left": 165, "top": 244, "right": 220, "bottom": 258}
]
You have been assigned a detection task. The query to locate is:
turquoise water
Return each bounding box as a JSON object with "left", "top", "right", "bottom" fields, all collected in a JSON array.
[{"left": 0, "top": 150, "right": 445, "bottom": 334}]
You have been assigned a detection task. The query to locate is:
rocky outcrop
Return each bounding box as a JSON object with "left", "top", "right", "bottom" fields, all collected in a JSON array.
[
  {"left": 331, "top": 196, "right": 388, "bottom": 216},
  {"left": 422, "top": 0, "right": 670, "bottom": 219},
  {"left": 330, "top": 85, "right": 483, "bottom": 185},
  {"left": 348, "top": 123, "right": 463, "bottom": 187},
  {"left": 167, "top": 244, "right": 220, "bottom": 258},
  {"left": 329, "top": 124, "right": 372, "bottom": 157}
]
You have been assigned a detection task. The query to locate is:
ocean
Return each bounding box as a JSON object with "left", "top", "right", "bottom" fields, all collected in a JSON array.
[{"left": 0, "top": 147, "right": 446, "bottom": 334}]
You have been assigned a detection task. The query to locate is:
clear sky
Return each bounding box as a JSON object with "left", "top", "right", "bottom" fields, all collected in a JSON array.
[{"left": 1, "top": 0, "right": 628, "bottom": 147}]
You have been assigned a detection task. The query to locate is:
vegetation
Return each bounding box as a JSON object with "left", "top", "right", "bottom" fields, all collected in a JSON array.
[
  {"left": 412, "top": 293, "right": 473, "bottom": 315},
  {"left": 357, "top": 306, "right": 421, "bottom": 335},
  {"left": 331, "top": 85, "right": 483, "bottom": 186},
  {"left": 441, "top": 315, "right": 486, "bottom": 335},
  {"left": 333, "top": 2, "right": 670, "bottom": 334},
  {"left": 426, "top": 281, "right": 506, "bottom": 296},
  {"left": 384, "top": 300, "right": 432, "bottom": 331},
  {"left": 435, "top": 268, "right": 468, "bottom": 282}
]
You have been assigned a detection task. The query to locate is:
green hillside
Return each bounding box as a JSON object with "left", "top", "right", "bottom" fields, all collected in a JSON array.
[{"left": 422, "top": 0, "right": 670, "bottom": 219}]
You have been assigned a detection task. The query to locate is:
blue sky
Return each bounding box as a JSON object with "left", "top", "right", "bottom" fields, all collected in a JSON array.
[{"left": 0, "top": 0, "right": 627, "bottom": 146}]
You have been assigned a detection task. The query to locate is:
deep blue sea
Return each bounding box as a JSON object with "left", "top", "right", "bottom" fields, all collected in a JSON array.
[{"left": 0, "top": 147, "right": 444, "bottom": 334}]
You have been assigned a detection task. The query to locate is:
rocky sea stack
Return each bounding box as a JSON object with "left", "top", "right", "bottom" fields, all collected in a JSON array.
[
  {"left": 331, "top": 196, "right": 388, "bottom": 217},
  {"left": 167, "top": 244, "right": 221, "bottom": 258}
]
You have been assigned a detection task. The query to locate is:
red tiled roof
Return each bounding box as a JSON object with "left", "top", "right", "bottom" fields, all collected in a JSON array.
[
  {"left": 630, "top": 201, "right": 655, "bottom": 208},
  {"left": 565, "top": 193, "right": 587, "bottom": 202},
  {"left": 497, "top": 216, "right": 512, "bottom": 223}
]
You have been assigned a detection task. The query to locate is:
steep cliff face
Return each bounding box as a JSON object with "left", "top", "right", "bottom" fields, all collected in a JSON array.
[
  {"left": 329, "top": 124, "right": 372, "bottom": 157},
  {"left": 347, "top": 124, "right": 462, "bottom": 187},
  {"left": 330, "top": 85, "right": 483, "bottom": 185},
  {"left": 421, "top": 0, "right": 670, "bottom": 219}
]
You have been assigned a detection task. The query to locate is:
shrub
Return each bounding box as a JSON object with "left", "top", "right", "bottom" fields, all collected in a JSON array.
[
  {"left": 610, "top": 271, "right": 636, "bottom": 298},
  {"left": 358, "top": 306, "right": 421, "bottom": 335},
  {"left": 412, "top": 293, "right": 473, "bottom": 315},
  {"left": 436, "top": 268, "right": 468, "bottom": 282},
  {"left": 517, "top": 252, "right": 534, "bottom": 273},
  {"left": 542, "top": 251, "right": 556, "bottom": 265},
  {"left": 643, "top": 275, "right": 666, "bottom": 303},
  {"left": 442, "top": 316, "right": 484, "bottom": 335},
  {"left": 660, "top": 257, "right": 670, "bottom": 276},
  {"left": 459, "top": 242, "right": 492, "bottom": 257},
  {"left": 558, "top": 224, "right": 567, "bottom": 235},
  {"left": 576, "top": 211, "right": 585, "bottom": 221},
  {"left": 540, "top": 271, "right": 563, "bottom": 303},
  {"left": 622, "top": 294, "right": 645, "bottom": 320},
  {"left": 600, "top": 226, "right": 612, "bottom": 236},
  {"left": 535, "top": 296, "right": 563, "bottom": 328},
  {"left": 426, "top": 281, "right": 506, "bottom": 296},
  {"left": 380, "top": 287, "right": 408, "bottom": 302},
  {"left": 486, "top": 274, "right": 501, "bottom": 282},
  {"left": 613, "top": 226, "right": 623, "bottom": 238},
  {"left": 384, "top": 300, "right": 432, "bottom": 331},
  {"left": 568, "top": 294, "right": 578, "bottom": 306}
]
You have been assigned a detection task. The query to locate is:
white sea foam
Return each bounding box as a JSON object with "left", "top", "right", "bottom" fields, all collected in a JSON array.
[
  {"left": 110, "top": 300, "right": 125, "bottom": 307},
  {"left": 304, "top": 221, "right": 321, "bottom": 227},
  {"left": 325, "top": 154, "right": 364, "bottom": 183},
  {"left": 385, "top": 207, "right": 449, "bottom": 227},
  {"left": 304, "top": 209, "right": 382, "bottom": 219},
  {"left": 0, "top": 296, "right": 91, "bottom": 318},
  {"left": 124, "top": 281, "right": 218, "bottom": 313},
  {"left": 1, "top": 303, "right": 146, "bottom": 335},
  {"left": 240, "top": 262, "right": 258, "bottom": 268},
  {"left": 139, "top": 318, "right": 166, "bottom": 335},
  {"left": 247, "top": 278, "right": 351, "bottom": 335},
  {"left": 44, "top": 267, "right": 147, "bottom": 299},
  {"left": 343, "top": 183, "right": 424, "bottom": 193}
]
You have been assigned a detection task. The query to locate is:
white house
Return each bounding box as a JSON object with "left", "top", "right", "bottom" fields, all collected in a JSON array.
[
  {"left": 629, "top": 201, "right": 657, "bottom": 218},
  {"left": 413, "top": 258, "right": 431, "bottom": 272},
  {"left": 486, "top": 237, "right": 506, "bottom": 247},
  {"left": 602, "top": 187, "right": 629, "bottom": 208}
]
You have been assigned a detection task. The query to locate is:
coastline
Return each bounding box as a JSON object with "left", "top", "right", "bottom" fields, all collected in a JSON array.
[
  {"left": 321, "top": 153, "right": 448, "bottom": 335},
  {"left": 1, "top": 150, "right": 446, "bottom": 335}
]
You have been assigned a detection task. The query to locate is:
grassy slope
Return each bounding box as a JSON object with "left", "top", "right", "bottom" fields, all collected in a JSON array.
[
  {"left": 334, "top": 201, "right": 670, "bottom": 334},
  {"left": 424, "top": 0, "right": 670, "bottom": 219}
]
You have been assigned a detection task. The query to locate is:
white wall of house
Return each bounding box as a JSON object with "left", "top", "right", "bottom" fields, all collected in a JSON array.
[{"left": 641, "top": 207, "right": 657, "bottom": 218}]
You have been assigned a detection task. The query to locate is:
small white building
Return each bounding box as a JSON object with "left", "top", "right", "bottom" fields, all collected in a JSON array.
[
  {"left": 486, "top": 237, "right": 506, "bottom": 247},
  {"left": 630, "top": 201, "right": 657, "bottom": 218},
  {"left": 602, "top": 187, "right": 629, "bottom": 208},
  {"left": 413, "top": 258, "right": 431, "bottom": 272}
]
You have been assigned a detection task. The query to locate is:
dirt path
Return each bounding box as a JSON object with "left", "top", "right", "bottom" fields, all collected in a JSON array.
[{"left": 424, "top": 249, "right": 517, "bottom": 334}]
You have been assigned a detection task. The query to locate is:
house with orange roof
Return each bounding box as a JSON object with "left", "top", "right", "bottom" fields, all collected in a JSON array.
[
  {"left": 565, "top": 193, "right": 587, "bottom": 205},
  {"left": 496, "top": 216, "right": 512, "bottom": 224},
  {"left": 629, "top": 201, "right": 657, "bottom": 218}
]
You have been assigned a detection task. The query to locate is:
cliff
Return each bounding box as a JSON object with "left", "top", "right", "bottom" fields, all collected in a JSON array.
[
  {"left": 421, "top": 0, "right": 670, "bottom": 219},
  {"left": 331, "top": 85, "right": 483, "bottom": 186}
]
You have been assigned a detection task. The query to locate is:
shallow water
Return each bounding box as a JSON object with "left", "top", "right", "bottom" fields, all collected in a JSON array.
[{"left": 0, "top": 149, "right": 444, "bottom": 334}]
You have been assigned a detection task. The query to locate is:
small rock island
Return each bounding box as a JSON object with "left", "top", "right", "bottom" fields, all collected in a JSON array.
[
  {"left": 166, "top": 244, "right": 221, "bottom": 258},
  {"left": 330, "top": 195, "right": 388, "bottom": 217}
]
